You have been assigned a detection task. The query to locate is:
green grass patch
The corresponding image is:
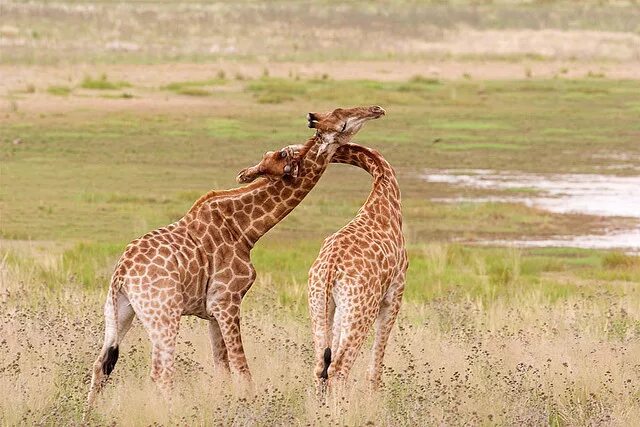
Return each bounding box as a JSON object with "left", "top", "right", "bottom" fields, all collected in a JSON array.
[
  {"left": 47, "top": 85, "right": 72, "bottom": 96},
  {"left": 429, "top": 120, "right": 513, "bottom": 131},
  {"left": 244, "top": 77, "right": 444, "bottom": 105},
  {"left": 435, "top": 142, "right": 522, "bottom": 151},
  {"left": 175, "top": 87, "right": 210, "bottom": 96},
  {"left": 61, "top": 242, "right": 124, "bottom": 288},
  {"left": 162, "top": 78, "right": 226, "bottom": 96},
  {"left": 503, "top": 187, "right": 539, "bottom": 194},
  {"left": 81, "top": 74, "right": 131, "bottom": 90},
  {"left": 246, "top": 78, "right": 308, "bottom": 104},
  {"left": 250, "top": 240, "right": 632, "bottom": 312},
  {"left": 77, "top": 191, "right": 172, "bottom": 204}
]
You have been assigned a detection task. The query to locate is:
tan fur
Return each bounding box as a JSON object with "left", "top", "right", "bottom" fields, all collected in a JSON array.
[{"left": 308, "top": 143, "right": 407, "bottom": 390}]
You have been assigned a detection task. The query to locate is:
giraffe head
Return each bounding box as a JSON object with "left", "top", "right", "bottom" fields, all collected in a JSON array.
[
  {"left": 236, "top": 146, "right": 301, "bottom": 184},
  {"left": 308, "top": 105, "right": 385, "bottom": 150},
  {"left": 236, "top": 105, "right": 385, "bottom": 184}
]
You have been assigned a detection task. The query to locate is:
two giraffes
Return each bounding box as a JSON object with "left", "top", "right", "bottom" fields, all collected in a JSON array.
[{"left": 86, "top": 105, "right": 407, "bottom": 406}]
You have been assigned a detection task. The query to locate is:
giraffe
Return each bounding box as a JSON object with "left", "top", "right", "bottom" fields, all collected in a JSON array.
[
  {"left": 236, "top": 141, "right": 406, "bottom": 390},
  {"left": 86, "top": 105, "right": 385, "bottom": 406},
  {"left": 308, "top": 143, "right": 408, "bottom": 390}
]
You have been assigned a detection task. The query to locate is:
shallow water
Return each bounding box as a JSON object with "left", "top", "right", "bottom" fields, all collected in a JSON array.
[{"left": 422, "top": 169, "right": 640, "bottom": 251}]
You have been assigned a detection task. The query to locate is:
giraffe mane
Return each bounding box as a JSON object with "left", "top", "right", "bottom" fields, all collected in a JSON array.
[
  {"left": 187, "top": 178, "right": 270, "bottom": 213},
  {"left": 337, "top": 143, "right": 386, "bottom": 174},
  {"left": 188, "top": 135, "right": 321, "bottom": 214}
]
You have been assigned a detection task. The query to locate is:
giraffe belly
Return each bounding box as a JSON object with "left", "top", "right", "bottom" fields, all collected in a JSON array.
[{"left": 179, "top": 274, "right": 211, "bottom": 319}]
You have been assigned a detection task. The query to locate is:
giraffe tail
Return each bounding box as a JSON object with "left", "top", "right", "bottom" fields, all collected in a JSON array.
[
  {"left": 319, "top": 262, "right": 338, "bottom": 380},
  {"left": 102, "top": 346, "right": 119, "bottom": 376},
  {"left": 321, "top": 347, "right": 331, "bottom": 380},
  {"left": 102, "top": 277, "right": 122, "bottom": 375}
]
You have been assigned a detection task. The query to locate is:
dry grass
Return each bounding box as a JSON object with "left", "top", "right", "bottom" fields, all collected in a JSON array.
[
  {"left": 3, "top": 246, "right": 640, "bottom": 426},
  {"left": 2, "top": 3, "right": 640, "bottom": 423},
  {"left": 3, "top": 1, "right": 640, "bottom": 65}
]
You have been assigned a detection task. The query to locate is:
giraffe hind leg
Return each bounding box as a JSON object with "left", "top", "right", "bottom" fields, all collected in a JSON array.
[
  {"left": 146, "top": 311, "right": 182, "bottom": 402},
  {"left": 329, "top": 305, "right": 377, "bottom": 385},
  {"left": 368, "top": 277, "right": 405, "bottom": 389}
]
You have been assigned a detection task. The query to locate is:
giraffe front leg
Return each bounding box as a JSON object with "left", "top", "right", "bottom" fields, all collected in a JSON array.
[
  {"left": 206, "top": 288, "right": 253, "bottom": 385},
  {"left": 206, "top": 262, "right": 255, "bottom": 387},
  {"left": 208, "top": 318, "right": 230, "bottom": 377},
  {"left": 213, "top": 303, "right": 252, "bottom": 384}
]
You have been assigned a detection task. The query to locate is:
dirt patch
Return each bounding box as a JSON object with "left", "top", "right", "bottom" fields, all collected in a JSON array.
[{"left": 3, "top": 60, "right": 640, "bottom": 90}]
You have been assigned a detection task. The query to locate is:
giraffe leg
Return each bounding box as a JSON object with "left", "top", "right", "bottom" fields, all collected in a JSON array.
[
  {"left": 367, "top": 278, "right": 405, "bottom": 389},
  {"left": 126, "top": 282, "right": 183, "bottom": 401},
  {"left": 145, "top": 312, "right": 181, "bottom": 400},
  {"left": 328, "top": 304, "right": 377, "bottom": 386},
  {"left": 208, "top": 318, "right": 230, "bottom": 376},
  {"left": 206, "top": 269, "right": 255, "bottom": 386},
  {"left": 86, "top": 288, "right": 135, "bottom": 407},
  {"left": 214, "top": 304, "right": 252, "bottom": 384}
]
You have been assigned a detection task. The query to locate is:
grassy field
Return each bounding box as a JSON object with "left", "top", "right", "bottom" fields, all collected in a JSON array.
[
  {"left": 4, "top": 242, "right": 640, "bottom": 425},
  {"left": 2, "top": 1, "right": 640, "bottom": 425},
  {"left": 2, "top": 72, "right": 640, "bottom": 425}
]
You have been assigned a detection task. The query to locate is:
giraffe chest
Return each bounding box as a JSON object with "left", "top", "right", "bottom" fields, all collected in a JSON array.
[{"left": 179, "top": 244, "right": 254, "bottom": 318}]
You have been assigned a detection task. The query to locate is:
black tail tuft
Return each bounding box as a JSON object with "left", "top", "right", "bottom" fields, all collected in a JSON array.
[
  {"left": 320, "top": 347, "right": 332, "bottom": 380},
  {"left": 102, "top": 346, "right": 119, "bottom": 376}
]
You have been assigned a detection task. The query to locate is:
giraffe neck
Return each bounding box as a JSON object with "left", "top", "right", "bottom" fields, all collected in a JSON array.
[
  {"left": 331, "top": 143, "right": 402, "bottom": 224},
  {"left": 185, "top": 135, "right": 336, "bottom": 249}
]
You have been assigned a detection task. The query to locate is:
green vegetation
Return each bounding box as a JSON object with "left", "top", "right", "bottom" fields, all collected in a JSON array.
[
  {"left": 47, "top": 85, "right": 72, "bottom": 96},
  {"left": 2, "top": 74, "right": 638, "bottom": 319},
  {"left": 162, "top": 78, "right": 226, "bottom": 96},
  {"left": 2, "top": 61, "right": 640, "bottom": 423},
  {"left": 81, "top": 74, "right": 131, "bottom": 90},
  {"left": 2, "top": 77, "right": 638, "bottom": 242}
]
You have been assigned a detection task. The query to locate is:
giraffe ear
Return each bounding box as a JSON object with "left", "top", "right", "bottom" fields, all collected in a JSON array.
[{"left": 307, "top": 113, "right": 318, "bottom": 128}]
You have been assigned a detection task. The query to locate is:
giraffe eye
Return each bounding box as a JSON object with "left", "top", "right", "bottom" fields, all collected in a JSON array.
[{"left": 340, "top": 122, "right": 347, "bottom": 132}]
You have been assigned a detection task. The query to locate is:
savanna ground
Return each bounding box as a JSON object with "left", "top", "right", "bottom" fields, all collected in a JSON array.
[{"left": 2, "top": 1, "right": 640, "bottom": 425}]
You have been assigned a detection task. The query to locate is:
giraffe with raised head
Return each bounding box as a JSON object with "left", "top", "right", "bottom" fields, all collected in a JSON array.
[
  {"left": 236, "top": 140, "right": 405, "bottom": 390},
  {"left": 86, "top": 105, "right": 385, "bottom": 406},
  {"left": 308, "top": 143, "right": 407, "bottom": 390}
]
